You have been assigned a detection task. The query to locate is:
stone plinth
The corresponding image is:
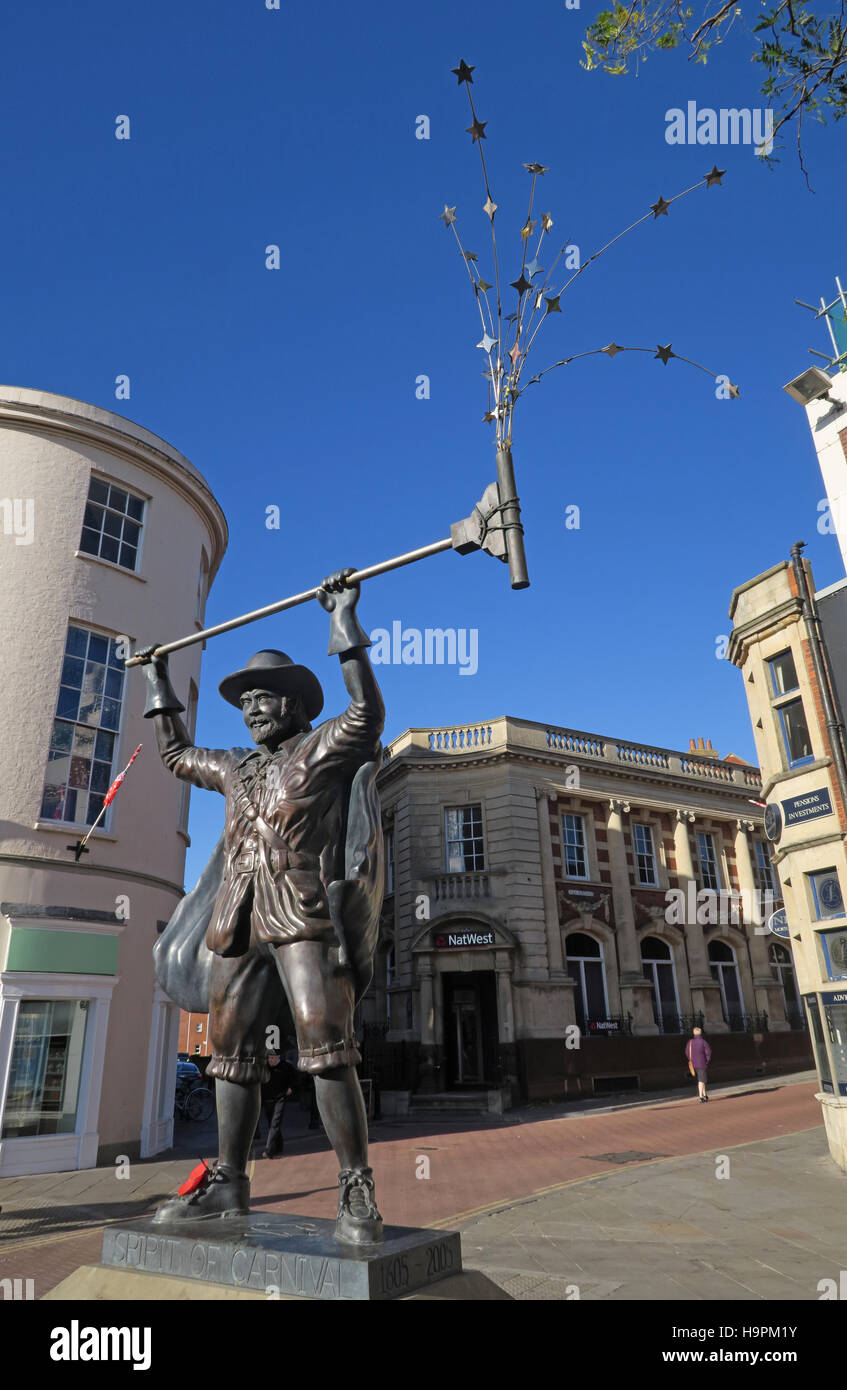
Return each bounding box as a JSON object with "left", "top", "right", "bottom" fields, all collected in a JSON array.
[{"left": 101, "top": 1213, "right": 462, "bottom": 1301}]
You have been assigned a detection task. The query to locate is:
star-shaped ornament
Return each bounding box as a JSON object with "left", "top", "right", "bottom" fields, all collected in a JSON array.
[
  {"left": 542, "top": 212, "right": 554, "bottom": 232},
  {"left": 510, "top": 272, "right": 532, "bottom": 297},
  {"left": 477, "top": 333, "right": 498, "bottom": 353},
  {"left": 509, "top": 343, "right": 521, "bottom": 366},
  {"left": 544, "top": 294, "right": 562, "bottom": 315},
  {"left": 463, "top": 251, "right": 478, "bottom": 262},
  {"left": 452, "top": 59, "right": 475, "bottom": 85},
  {"left": 466, "top": 118, "right": 487, "bottom": 143},
  {"left": 520, "top": 218, "right": 536, "bottom": 241},
  {"left": 524, "top": 162, "right": 549, "bottom": 175},
  {"left": 704, "top": 165, "right": 725, "bottom": 187},
  {"left": 477, "top": 277, "right": 492, "bottom": 291},
  {"left": 651, "top": 195, "right": 671, "bottom": 218},
  {"left": 505, "top": 312, "right": 518, "bottom": 325},
  {"left": 603, "top": 342, "right": 623, "bottom": 357},
  {"left": 483, "top": 195, "right": 498, "bottom": 221},
  {"left": 655, "top": 344, "right": 674, "bottom": 364},
  {"left": 525, "top": 257, "right": 544, "bottom": 279},
  {"left": 483, "top": 410, "right": 496, "bottom": 423},
  {"left": 440, "top": 205, "right": 457, "bottom": 227},
  {"left": 727, "top": 381, "right": 740, "bottom": 399}
]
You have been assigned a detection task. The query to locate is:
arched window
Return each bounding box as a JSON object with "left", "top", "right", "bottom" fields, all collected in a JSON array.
[
  {"left": 640, "top": 936, "right": 681, "bottom": 1034},
  {"left": 565, "top": 932, "right": 608, "bottom": 1034},
  {"left": 708, "top": 940, "right": 745, "bottom": 1030},
  {"left": 769, "top": 941, "right": 802, "bottom": 1029}
]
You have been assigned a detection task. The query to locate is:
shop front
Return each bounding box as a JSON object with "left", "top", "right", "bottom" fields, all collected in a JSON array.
[{"left": 410, "top": 916, "right": 517, "bottom": 1105}]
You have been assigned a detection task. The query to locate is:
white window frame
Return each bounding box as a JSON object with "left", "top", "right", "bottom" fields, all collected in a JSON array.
[
  {"left": 633, "top": 821, "right": 658, "bottom": 886},
  {"left": 79, "top": 473, "right": 147, "bottom": 575},
  {"left": 753, "top": 840, "right": 775, "bottom": 895},
  {"left": 640, "top": 937, "right": 681, "bottom": 1030},
  {"left": 565, "top": 935, "right": 610, "bottom": 1023},
  {"left": 140, "top": 984, "right": 179, "bottom": 1158},
  {"left": 696, "top": 831, "right": 722, "bottom": 892},
  {"left": 561, "top": 813, "right": 589, "bottom": 880},
  {"left": 444, "top": 804, "right": 485, "bottom": 873},
  {"left": 0, "top": 972, "right": 117, "bottom": 1177}
]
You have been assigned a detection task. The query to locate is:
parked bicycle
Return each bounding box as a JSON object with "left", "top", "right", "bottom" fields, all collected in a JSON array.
[{"left": 174, "top": 1071, "right": 215, "bottom": 1123}]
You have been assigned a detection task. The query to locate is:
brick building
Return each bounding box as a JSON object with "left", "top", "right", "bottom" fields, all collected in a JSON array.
[{"left": 362, "top": 718, "right": 812, "bottom": 1112}]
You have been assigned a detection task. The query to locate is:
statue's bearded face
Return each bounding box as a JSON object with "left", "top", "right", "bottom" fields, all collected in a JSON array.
[{"left": 239, "top": 688, "right": 297, "bottom": 751}]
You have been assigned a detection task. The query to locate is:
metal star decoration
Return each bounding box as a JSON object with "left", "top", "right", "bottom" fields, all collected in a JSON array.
[{"left": 440, "top": 61, "right": 739, "bottom": 453}]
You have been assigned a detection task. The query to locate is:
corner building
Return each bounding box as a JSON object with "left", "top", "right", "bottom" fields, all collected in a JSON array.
[
  {"left": 0, "top": 388, "right": 226, "bottom": 1175},
  {"left": 730, "top": 549, "right": 847, "bottom": 1170},
  {"left": 366, "top": 717, "right": 811, "bottom": 1112}
]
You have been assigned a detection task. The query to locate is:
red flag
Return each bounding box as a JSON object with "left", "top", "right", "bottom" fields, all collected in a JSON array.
[{"left": 103, "top": 743, "right": 143, "bottom": 807}]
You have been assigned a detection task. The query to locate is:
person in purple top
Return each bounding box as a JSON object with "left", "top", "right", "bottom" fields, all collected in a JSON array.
[{"left": 685, "top": 1027, "right": 712, "bottom": 1102}]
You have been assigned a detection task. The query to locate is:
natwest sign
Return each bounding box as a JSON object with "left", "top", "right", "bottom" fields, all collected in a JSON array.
[{"left": 434, "top": 930, "right": 495, "bottom": 949}]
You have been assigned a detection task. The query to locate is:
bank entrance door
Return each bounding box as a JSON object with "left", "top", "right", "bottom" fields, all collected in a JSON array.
[{"left": 443, "top": 972, "right": 498, "bottom": 1089}]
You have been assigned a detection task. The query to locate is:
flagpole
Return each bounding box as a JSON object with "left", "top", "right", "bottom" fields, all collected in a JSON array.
[{"left": 69, "top": 744, "right": 143, "bottom": 860}]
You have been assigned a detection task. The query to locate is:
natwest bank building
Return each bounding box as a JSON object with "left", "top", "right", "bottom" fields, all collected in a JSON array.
[{"left": 361, "top": 717, "right": 812, "bottom": 1113}]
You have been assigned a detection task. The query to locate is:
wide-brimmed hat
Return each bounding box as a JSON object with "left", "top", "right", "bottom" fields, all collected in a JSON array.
[{"left": 218, "top": 649, "right": 324, "bottom": 720}]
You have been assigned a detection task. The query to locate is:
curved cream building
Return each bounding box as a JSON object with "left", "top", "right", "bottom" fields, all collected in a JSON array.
[{"left": 0, "top": 388, "right": 226, "bottom": 1175}]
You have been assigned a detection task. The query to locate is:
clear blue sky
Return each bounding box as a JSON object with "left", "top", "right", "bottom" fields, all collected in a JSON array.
[{"left": 2, "top": 1, "right": 845, "bottom": 883}]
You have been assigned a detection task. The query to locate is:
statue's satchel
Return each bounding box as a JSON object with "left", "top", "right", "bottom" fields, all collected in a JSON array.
[
  {"left": 153, "top": 834, "right": 225, "bottom": 1012},
  {"left": 326, "top": 757, "right": 385, "bottom": 1001}
]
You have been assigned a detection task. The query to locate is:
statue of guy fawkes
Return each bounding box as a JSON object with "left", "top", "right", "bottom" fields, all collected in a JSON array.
[{"left": 136, "top": 570, "right": 385, "bottom": 1245}]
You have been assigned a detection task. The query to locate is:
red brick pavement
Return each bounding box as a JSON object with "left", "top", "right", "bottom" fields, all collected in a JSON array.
[
  {"left": 250, "top": 1080, "right": 822, "bottom": 1230},
  {"left": 1, "top": 1081, "right": 821, "bottom": 1296}
]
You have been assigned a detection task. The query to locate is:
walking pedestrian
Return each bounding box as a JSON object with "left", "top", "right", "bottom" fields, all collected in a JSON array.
[
  {"left": 685, "top": 1026, "right": 711, "bottom": 1102},
  {"left": 259, "top": 1053, "right": 296, "bottom": 1157}
]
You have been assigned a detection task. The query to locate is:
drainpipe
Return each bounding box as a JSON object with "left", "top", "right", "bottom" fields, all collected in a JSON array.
[{"left": 790, "top": 541, "right": 847, "bottom": 812}]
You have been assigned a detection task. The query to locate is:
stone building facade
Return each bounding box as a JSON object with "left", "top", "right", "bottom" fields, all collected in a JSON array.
[
  {"left": 365, "top": 718, "right": 812, "bottom": 1110},
  {"left": 0, "top": 388, "right": 226, "bottom": 1174},
  {"left": 730, "top": 548, "right": 847, "bottom": 1170}
]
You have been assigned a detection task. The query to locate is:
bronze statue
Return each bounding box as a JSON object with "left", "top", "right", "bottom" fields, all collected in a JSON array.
[{"left": 137, "top": 569, "right": 385, "bottom": 1245}]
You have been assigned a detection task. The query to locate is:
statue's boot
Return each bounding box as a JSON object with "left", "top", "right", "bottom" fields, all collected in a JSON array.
[
  {"left": 153, "top": 1077, "right": 258, "bottom": 1225},
  {"left": 335, "top": 1165, "right": 384, "bottom": 1245},
  {"left": 153, "top": 1162, "right": 249, "bottom": 1224}
]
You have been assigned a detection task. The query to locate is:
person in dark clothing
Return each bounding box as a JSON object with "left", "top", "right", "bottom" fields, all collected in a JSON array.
[
  {"left": 259, "top": 1054, "right": 296, "bottom": 1157},
  {"left": 685, "top": 1027, "right": 712, "bottom": 1102}
]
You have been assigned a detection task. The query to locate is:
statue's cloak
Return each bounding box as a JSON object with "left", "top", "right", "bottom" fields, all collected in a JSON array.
[{"left": 153, "top": 756, "right": 384, "bottom": 1014}]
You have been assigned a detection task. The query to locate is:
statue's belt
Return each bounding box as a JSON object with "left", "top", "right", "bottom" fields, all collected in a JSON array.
[{"left": 230, "top": 810, "right": 318, "bottom": 876}]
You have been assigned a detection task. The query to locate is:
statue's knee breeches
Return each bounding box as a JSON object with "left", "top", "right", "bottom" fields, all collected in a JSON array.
[
  {"left": 272, "top": 938, "right": 361, "bottom": 1075},
  {"left": 204, "top": 935, "right": 360, "bottom": 1085},
  {"left": 205, "top": 943, "right": 283, "bottom": 1086}
]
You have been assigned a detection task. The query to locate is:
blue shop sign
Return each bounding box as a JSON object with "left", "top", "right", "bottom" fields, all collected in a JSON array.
[{"left": 781, "top": 787, "right": 833, "bottom": 827}]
